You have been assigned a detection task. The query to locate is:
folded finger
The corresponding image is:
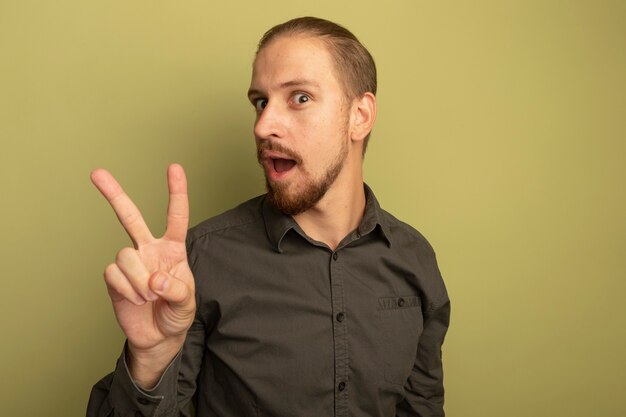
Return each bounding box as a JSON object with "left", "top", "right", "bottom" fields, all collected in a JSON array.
[
  {"left": 104, "top": 263, "right": 146, "bottom": 306},
  {"left": 115, "top": 247, "right": 158, "bottom": 302}
]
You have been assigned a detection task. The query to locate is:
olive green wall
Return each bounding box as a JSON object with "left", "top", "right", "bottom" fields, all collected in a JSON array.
[{"left": 1, "top": 1, "right": 624, "bottom": 416}]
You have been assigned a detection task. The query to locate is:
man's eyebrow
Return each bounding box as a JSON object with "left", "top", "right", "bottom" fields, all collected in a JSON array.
[
  {"left": 247, "top": 88, "right": 262, "bottom": 100},
  {"left": 247, "top": 79, "right": 321, "bottom": 100},
  {"left": 279, "top": 79, "right": 320, "bottom": 90}
]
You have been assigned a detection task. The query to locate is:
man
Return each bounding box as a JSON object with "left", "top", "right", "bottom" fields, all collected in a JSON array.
[{"left": 87, "top": 17, "right": 450, "bottom": 417}]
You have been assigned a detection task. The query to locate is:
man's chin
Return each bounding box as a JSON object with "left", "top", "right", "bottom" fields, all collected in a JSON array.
[{"left": 266, "top": 179, "right": 324, "bottom": 216}]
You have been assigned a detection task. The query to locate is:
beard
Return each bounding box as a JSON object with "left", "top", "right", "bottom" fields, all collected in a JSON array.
[{"left": 257, "top": 139, "right": 348, "bottom": 216}]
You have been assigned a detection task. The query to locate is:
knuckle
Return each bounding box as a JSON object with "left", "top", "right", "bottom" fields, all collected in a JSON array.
[
  {"left": 103, "top": 272, "right": 116, "bottom": 288},
  {"left": 104, "top": 266, "right": 123, "bottom": 288},
  {"left": 179, "top": 282, "right": 194, "bottom": 305},
  {"left": 172, "top": 284, "right": 187, "bottom": 303},
  {"left": 115, "top": 247, "right": 135, "bottom": 263},
  {"left": 104, "top": 263, "right": 117, "bottom": 278},
  {"left": 123, "top": 210, "right": 140, "bottom": 226}
]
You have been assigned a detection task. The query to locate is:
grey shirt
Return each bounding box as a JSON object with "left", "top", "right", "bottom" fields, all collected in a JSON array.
[{"left": 87, "top": 185, "right": 450, "bottom": 417}]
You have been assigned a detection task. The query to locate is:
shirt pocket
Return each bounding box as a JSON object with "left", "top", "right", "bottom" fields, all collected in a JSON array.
[{"left": 377, "top": 295, "right": 424, "bottom": 386}]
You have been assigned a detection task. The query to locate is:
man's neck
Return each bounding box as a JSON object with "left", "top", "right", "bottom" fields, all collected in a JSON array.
[{"left": 293, "top": 172, "right": 366, "bottom": 251}]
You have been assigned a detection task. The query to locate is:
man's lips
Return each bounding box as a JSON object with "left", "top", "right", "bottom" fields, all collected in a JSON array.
[
  {"left": 261, "top": 150, "right": 299, "bottom": 178},
  {"left": 257, "top": 142, "right": 304, "bottom": 180}
]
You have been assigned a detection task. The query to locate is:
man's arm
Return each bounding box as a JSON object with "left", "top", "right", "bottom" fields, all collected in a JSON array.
[
  {"left": 396, "top": 297, "right": 450, "bottom": 417},
  {"left": 86, "top": 345, "right": 182, "bottom": 417},
  {"left": 86, "top": 165, "right": 199, "bottom": 416},
  {"left": 87, "top": 316, "right": 206, "bottom": 417}
]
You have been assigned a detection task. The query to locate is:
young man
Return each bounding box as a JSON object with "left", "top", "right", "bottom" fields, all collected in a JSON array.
[{"left": 88, "top": 17, "right": 450, "bottom": 417}]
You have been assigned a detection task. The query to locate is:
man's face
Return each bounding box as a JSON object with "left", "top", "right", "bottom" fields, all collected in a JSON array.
[{"left": 248, "top": 35, "right": 352, "bottom": 215}]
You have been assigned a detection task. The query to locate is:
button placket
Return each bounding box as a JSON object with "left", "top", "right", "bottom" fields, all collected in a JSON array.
[{"left": 329, "top": 249, "right": 348, "bottom": 416}]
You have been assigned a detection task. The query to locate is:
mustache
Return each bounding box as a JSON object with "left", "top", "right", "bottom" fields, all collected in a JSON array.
[{"left": 256, "top": 142, "right": 303, "bottom": 165}]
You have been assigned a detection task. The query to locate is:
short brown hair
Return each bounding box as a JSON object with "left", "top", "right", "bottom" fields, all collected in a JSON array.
[
  {"left": 257, "top": 17, "right": 377, "bottom": 154},
  {"left": 257, "top": 16, "right": 377, "bottom": 100}
]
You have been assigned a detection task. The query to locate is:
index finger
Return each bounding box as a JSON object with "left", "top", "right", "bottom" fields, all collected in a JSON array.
[
  {"left": 163, "top": 163, "right": 189, "bottom": 243},
  {"left": 90, "top": 168, "right": 154, "bottom": 247}
]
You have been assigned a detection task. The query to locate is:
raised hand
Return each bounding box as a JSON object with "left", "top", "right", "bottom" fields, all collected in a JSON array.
[{"left": 91, "top": 164, "right": 195, "bottom": 388}]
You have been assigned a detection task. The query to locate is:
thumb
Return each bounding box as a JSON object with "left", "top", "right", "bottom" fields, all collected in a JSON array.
[{"left": 149, "top": 271, "right": 193, "bottom": 308}]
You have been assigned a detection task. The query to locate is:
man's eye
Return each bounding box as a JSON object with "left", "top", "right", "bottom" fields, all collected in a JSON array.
[
  {"left": 293, "top": 93, "right": 309, "bottom": 104},
  {"left": 254, "top": 99, "right": 268, "bottom": 112}
]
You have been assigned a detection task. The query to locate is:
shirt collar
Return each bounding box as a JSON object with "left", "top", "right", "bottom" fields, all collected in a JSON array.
[
  {"left": 262, "top": 183, "right": 393, "bottom": 253},
  {"left": 359, "top": 183, "right": 393, "bottom": 247},
  {"left": 262, "top": 196, "right": 299, "bottom": 252}
]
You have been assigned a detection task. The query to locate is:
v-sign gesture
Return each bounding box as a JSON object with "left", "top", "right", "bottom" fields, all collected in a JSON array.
[{"left": 91, "top": 164, "right": 195, "bottom": 388}]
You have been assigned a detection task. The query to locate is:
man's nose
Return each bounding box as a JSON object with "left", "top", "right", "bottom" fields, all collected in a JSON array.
[{"left": 254, "top": 101, "right": 285, "bottom": 140}]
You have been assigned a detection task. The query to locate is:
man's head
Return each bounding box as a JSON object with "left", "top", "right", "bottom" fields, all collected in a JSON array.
[
  {"left": 257, "top": 17, "right": 377, "bottom": 106},
  {"left": 249, "top": 17, "right": 377, "bottom": 215}
]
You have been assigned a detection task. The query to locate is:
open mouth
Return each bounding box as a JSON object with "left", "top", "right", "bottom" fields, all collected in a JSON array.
[
  {"left": 257, "top": 145, "right": 301, "bottom": 180},
  {"left": 272, "top": 157, "right": 297, "bottom": 173}
]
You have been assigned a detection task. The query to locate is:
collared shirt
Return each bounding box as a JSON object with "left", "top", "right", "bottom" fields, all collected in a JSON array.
[{"left": 88, "top": 185, "right": 450, "bottom": 417}]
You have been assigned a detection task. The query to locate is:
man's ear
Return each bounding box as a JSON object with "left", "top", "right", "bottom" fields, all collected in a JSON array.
[{"left": 350, "top": 92, "right": 377, "bottom": 143}]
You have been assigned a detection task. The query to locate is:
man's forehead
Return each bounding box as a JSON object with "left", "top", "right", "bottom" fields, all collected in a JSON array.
[
  {"left": 256, "top": 34, "right": 329, "bottom": 60},
  {"left": 250, "top": 35, "right": 337, "bottom": 89}
]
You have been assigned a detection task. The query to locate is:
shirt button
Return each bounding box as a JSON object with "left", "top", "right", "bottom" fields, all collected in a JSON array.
[
  {"left": 397, "top": 297, "right": 405, "bottom": 307},
  {"left": 336, "top": 312, "right": 345, "bottom": 322},
  {"left": 332, "top": 252, "right": 338, "bottom": 261},
  {"left": 338, "top": 381, "right": 346, "bottom": 391}
]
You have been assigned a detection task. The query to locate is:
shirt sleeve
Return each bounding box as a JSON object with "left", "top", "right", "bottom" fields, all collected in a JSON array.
[
  {"left": 87, "top": 233, "right": 210, "bottom": 417},
  {"left": 396, "top": 296, "right": 451, "bottom": 417},
  {"left": 86, "top": 314, "right": 207, "bottom": 417}
]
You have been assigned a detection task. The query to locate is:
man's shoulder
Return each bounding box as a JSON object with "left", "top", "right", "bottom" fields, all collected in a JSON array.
[
  {"left": 378, "top": 207, "right": 436, "bottom": 255},
  {"left": 187, "top": 194, "right": 266, "bottom": 244}
]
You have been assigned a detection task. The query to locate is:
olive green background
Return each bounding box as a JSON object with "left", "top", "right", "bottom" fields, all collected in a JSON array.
[{"left": 1, "top": 1, "right": 624, "bottom": 416}]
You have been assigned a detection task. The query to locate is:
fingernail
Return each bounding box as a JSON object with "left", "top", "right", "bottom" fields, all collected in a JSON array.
[
  {"left": 153, "top": 273, "right": 170, "bottom": 293},
  {"left": 146, "top": 290, "right": 159, "bottom": 301},
  {"left": 134, "top": 296, "right": 147, "bottom": 306}
]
